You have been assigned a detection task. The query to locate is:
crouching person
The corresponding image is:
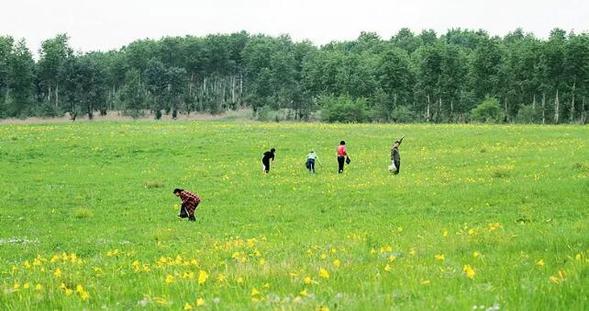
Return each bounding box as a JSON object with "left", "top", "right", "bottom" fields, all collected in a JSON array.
[{"left": 173, "top": 188, "right": 201, "bottom": 221}]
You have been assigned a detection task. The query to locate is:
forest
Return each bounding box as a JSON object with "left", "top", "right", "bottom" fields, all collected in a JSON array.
[{"left": 0, "top": 28, "right": 588, "bottom": 123}]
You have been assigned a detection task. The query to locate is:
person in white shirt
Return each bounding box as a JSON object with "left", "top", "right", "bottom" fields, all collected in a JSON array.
[{"left": 306, "top": 150, "right": 319, "bottom": 173}]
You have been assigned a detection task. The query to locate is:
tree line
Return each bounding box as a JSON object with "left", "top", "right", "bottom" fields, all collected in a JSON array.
[{"left": 0, "top": 28, "right": 588, "bottom": 123}]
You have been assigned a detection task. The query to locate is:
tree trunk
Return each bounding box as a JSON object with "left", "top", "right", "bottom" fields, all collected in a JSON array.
[
  {"left": 504, "top": 98, "right": 509, "bottom": 123},
  {"left": 554, "top": 89, "right": 559, "bottom": 124},
  {"left": 570, "top": 82, "right": 576, "bottom": 123},
  {"left": 581, "top": 97, "right": 586, "bottom": 124},
  {"left": 48, "top": 85, "right": 52, "bottom": 104},
  {"left": 450, "top": 100, "right": 454, "bottom": 123},
  {"left": 542, "top": 92, "right": 546, "bottom": 124},
  {"left": 437, "top": 97, "right": 442, "bottom": 123},
  {"left": 55, "top": 84, "right": 59, "bottom": 108},
  {"left": 426, "top": 95, "right": 431, "bottom": 122},
  {"left": 231, "top": 75, "right": 236, "bottom": 105},
  {"left": 239, "top": 73, "right": 243, "bottom": 106}
]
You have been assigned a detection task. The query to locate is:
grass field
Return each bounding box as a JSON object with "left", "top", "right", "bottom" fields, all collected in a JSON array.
[{"left": 0, "top": 121, "right": 588, "bottom": 310}]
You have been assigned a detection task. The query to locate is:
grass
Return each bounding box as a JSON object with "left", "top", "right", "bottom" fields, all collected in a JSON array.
[{"left": 0, "top": 121, "right": 588, "bottom": 310}]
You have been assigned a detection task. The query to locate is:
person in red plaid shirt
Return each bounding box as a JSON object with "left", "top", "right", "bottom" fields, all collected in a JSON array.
[{"left": 173, "top": 188, "right": 201, "bottom": 221}]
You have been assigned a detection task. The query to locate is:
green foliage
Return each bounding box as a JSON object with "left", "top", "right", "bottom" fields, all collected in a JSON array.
[
  {"left": 471, "top": 97, "right": 503, "bottom": 123},
  {"left": 516, "top": 105, "right": 539, "bottom": 123},
  {"left": 319, "top": 95, "right": 369, "bottom": 123},
  {"left": 391, "top": 105, "right": 415, "bottom": 123},
  {"left": 1, "top": 29, "right": 589, "bottom": 123}
]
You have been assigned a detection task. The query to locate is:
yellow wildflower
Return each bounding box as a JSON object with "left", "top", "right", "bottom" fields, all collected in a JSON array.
[
  {"left": 333, "top": 259, "right": 341, "bottom": 268},
  {"left": 380, "top": 245, "right": 393, "bottom": 253},
  {"left": 300, "top": 288, "right": 308, "bottom": 297},
  {"left": 304, "top": 276, "right": 313, "bottom": 285},
  {"left": 165, "top": 274, "right": 176, "bottom": 284},
  {"left": 182, "top": 271, "right": 195, "bottom": 279},
  {"left": 53, "top": 268, "right": 62, "bottom": 278},
  {"left": 35, "top": 283, "right": 43, "bottom": 291},
  {"left": 196, "top": 298, "right": 205, "bottom": 306},
  {"left": 184, "top": 303, "right": 193, "bottom": 310},
  {"left": 536, "top": 259, "right": 545, "bottom": 267},
  {"left": 473, "top": 251, "right": 481, "bottom": 258},
  {"left": 488, "top": 222, "right": 502, "bottom": 231},
  {"left": 463, "top": 264, "right": 475, "bottom": 279},
  {"left": 435, "top": 254, "right": 445, "bottom": 261},
  {"left": 319, "top": 268, "right": 330, "bottom": 279},
  {"left": 198, "top": 270, "right": 209, "bottom": 285}
]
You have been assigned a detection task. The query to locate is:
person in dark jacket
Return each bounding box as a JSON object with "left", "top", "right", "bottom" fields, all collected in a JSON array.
[
  {"left": 389, "top": 137, "right": 404, "bottom": 174},
  {"left": 173, "top": 188, "right": 201, "bottom": 221},
  {"left": 262, "top": 148, "right": 276, "bottom": 173}
]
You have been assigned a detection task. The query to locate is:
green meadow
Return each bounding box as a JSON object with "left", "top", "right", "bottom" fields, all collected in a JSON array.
[{"left": 0, "top": 121, "right": 588, "bottom": 310}]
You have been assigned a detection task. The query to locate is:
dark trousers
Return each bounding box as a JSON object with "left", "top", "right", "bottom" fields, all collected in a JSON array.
[
  {"left": 262, "top": 159, "right": 270, "bottom": 173},
  {"left": 306, "top": 159, "right": 315, "bottom": 173},
  {"left": 337, "top": 156, "right": 345, "bottom": 173},
  {"left": 394, "top": 160, "right": 401, "bottom": 174},
  {"left": 179, "top": 203, "right": 199, "bottom": 221}
]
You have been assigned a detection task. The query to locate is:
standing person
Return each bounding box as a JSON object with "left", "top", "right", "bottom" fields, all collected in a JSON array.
[
  {"left": 173, "top": 188, "right": 201, "bottom": 221},
  {"left": 306, "top": 150, "right": 319, "bottom": 173},
  {"left": 337, "top": 141, "right": 349, "bottom": 173},
  {"left": 262, "top": 148, "right": 276, "bottom": 174},
  {"left": 390, "top": 136, "right": 404, "bottom": 175}
]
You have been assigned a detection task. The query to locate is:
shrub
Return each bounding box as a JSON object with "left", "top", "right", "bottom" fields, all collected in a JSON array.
[
  {"left": 516, "top": 105, "right": 539, "bottom": 124},
  {"left": 471, "top": 97, "right": 503, "bottom": 123},
  {"left": 319, "top": 95, "right": 369, "bottom": 123},
  {"left": 391, "top": 105, "right": 415, "bottom": 123}
]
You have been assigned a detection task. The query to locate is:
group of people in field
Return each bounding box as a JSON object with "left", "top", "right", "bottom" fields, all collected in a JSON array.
[
  {"left": 262, "top": 137, "right": 404, "bottom": 175},
  {"left": 174, "top": 137, "right": 404, "bottom": 222}
]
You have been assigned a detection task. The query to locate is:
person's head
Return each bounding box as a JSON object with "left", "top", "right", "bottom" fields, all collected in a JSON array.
[
  {"left": 340, "top": 141, "right": 345, "bottom": 145},
  {"left": 173, "top": 188, "right": 184, "bottom": 196},
  {"left": 394, "top": 141, "right": 400, "bottom": 148},
  {"left": 270, "top": 148, "right": 276, "bottom": 153}
]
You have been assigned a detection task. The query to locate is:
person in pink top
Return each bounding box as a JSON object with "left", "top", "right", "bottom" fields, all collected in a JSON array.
[{"left": 337, "top": 140, "right": 349, "bottom": 173}]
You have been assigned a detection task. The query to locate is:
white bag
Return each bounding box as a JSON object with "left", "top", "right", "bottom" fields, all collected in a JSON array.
[{"left": 388, "top": 161, "right": 397, "bottom": 173}]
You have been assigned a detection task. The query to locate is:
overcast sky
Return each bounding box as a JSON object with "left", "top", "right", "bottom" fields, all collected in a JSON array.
[{"left": 2, "top": 0, "right": 588, "bottom": 55}]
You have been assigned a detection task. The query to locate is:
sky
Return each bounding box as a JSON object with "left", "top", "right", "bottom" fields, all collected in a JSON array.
[{"left": 1, "top": 0, "right": 588, "bottom": 56}]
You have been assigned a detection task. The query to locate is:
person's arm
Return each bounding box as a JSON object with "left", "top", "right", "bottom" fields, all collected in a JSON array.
[{"left": 399, "top": 136, "right": 405, "bottom": 145}]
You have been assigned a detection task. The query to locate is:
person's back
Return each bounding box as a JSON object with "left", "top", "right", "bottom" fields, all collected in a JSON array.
[
  {"left": 337, "top": 141, "right": 348, "bottom": 173},
  {"left": 389, "top": 137, "right": 403, "bottom": 174},
  {"left": 261, "top": 148, "right": 276, "bottom": 173},
  {"left": 306, "top": 151, "right": 318, "bottom": 173},
  {"left": 337, "top": 145, "right": 347, "bottom": 157}
]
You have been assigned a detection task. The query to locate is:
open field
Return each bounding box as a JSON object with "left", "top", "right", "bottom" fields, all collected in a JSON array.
[{"left": 0, "top": 121, "right": 588, "bottom": 310}]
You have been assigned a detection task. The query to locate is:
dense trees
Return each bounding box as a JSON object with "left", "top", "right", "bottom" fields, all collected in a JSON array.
[{"left": 0, "top": 28, "right": 588, "bottom": 123}]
